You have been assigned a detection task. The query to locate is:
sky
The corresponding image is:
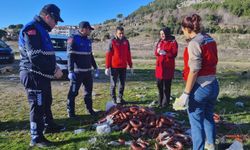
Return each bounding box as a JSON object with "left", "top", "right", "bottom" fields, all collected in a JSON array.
[{"left": 0, "top": 0, "right": 153, "bottom": 29}]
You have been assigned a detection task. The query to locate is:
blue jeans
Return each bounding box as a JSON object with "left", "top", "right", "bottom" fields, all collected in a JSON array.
[{"left": 188, "top": 79, "right": 219, "bottom": 150}]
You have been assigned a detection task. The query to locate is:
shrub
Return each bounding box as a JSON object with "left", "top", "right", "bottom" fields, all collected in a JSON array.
[{"left": 126, "top": 30, "right": 139, "bottom": 38}]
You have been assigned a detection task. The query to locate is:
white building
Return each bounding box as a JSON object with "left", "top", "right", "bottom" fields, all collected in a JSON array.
[{"left": 50, "top": 25, "right": 78, "bottom": 36}]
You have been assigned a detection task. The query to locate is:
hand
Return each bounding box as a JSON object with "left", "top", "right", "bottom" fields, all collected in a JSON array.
[
  {"left": 130, "top": 68, "right": 134, "bottom": 75},
  {"left": 105, "top": 68, "right": 110, "bottom": 76},
  {"left": 68, "top": 72, "right": 76, "bottom": 80},
  {"left": 94, "top": 68, "right": 99, "bottom": 78},
  {"left": 159, "top": 50, "right": 166, "bottom": 55},
  {"left": 173, "top": 92, "right": 189, "bottom": 110},
  {"left": 157, "top": 48, "right": 161, "bottom": 53},
  {"left": 54, "top": 68, "right": 63, "bottom": 79}
]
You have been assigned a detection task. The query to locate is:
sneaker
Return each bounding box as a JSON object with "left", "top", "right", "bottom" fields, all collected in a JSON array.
[
  {"left": 205, "top": 143, "right": 215, "bottom": 150},
  {"left": 44, "top": 122, "right": 66, "bottom": 134},
  {"left": 30, "top": 136, "right": 53, "bottom": 148}
]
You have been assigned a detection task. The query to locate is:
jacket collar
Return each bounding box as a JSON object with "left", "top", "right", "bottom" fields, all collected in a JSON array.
[{"left": 34, "top": 15, "right": 52, "bottom": 32}]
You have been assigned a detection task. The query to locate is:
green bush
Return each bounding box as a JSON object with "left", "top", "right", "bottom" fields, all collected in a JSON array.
[
  {"left": 192, "top": 2, "right": 220, "bottom": 10},
  {"left": 126, "top": 30, "right": 139, "bottom": 38},
  {"left": 128, "top": 0, "right": 183, "bottom": 18},
  {"left": 103, "top": 18, "right": 117, "bottom": 24},
  {"left": 205, "top": 14, "right": 221, "bottom": 25},
  {"left": 223, "top": 0, "right": 250, "bottom": 17}
]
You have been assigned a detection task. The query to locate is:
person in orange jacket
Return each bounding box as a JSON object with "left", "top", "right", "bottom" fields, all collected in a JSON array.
[
  {"left": 154, "top": 27, "right": 178, "bottom": 108},
  {"left": 105, "top": 26, "right": 133, "bottom": 104}
]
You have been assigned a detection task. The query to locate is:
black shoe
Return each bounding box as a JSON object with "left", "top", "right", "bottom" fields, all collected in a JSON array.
[
  {"left": 44, "top": 122, "right": 66, "bottom": 134},
  {"left": 112, "top": 99, "right": 117, "bottom": 104},
  {"left": 87, "top": 109, "right": 98, "bottom": 116},
  {"left": 159, "top": 104, "right": 168, "bottom": 109},
  {"left": 68, "top": 113, "right": 76, "bottom": 118},
  {"left": 30, "top": 136, "right": 53, "bottom": 148},
  {"left": 161, "top": 102, "right": 169, "bottom": 108}
]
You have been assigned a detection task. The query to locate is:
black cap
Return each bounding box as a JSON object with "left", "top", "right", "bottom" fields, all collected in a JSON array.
[
  {"left": 41, "top": 4, "right": 64, "bottom": 22},
  {"left": 79, "top": 21, "right": 94, "bottom": 30}
]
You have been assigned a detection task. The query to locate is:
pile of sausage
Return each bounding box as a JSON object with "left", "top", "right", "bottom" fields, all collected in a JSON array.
[{"left": 98, "top": 105, "right": 192, "bottom": 150}]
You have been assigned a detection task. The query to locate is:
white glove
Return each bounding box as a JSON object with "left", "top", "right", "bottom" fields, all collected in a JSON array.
[
  {"left": 159, "top": 50, "right": 167, "bottom": 55},
  {"left": 173, "top": 92, "right": 189, "bottom": 110},
  {"left": 105, "top": 68, "right": 110, "bottom": 76},
  {"left": 130, "top": 68, "right": 134, "bottom": 75}
]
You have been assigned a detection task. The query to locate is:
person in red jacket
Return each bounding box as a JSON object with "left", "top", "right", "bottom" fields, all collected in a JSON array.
[
  {"left": 154, "top": 27, "right": 178, "bottom": 108},
  {"left": 174, "top": 14, "right": 219, "bottom": 150},
  {"left": 105, "top": 26, "right": 133, "bottom": 104}
]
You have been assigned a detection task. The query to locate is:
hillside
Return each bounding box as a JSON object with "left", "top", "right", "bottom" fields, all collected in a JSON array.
[
  {"left": 91, "top": 0, "right": 250, "bottom": 63},
  {"left": 91, "top": 0, "right": 250, "bottom": 41}
]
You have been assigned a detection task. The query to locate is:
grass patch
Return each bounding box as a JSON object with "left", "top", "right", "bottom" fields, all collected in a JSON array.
[{"left": 0, "top": 60, "right": 249, "bottom": 149}]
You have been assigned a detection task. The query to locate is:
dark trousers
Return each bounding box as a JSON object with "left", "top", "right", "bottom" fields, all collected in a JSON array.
[
  {"left": 20, "top": 70, "right": 53, "bottom": 140},
  {"left": 67, "top": 72, "right": 93, "bottom": 115},
  {"left": 156, "top": 78, "right": 172, "bottom": 107},
  {"left": 110, "top": 68, "right": 126, "bottom": 101}
]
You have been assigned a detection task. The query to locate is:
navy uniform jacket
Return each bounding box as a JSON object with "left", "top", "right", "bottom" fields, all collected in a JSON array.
[
  {"left": 19, "top": 16, "right": 56, "bottom": 79},
  {"left": 67, "top": 32, "right": 97, "bottom": 73}
]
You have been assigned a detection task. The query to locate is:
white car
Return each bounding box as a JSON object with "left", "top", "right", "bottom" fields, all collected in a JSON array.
[{"left": 50, "top": 34, "right": 68, "bottom": 77}]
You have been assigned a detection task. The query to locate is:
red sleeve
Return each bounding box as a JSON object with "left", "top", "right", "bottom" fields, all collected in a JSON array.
[
  {"left": 105, "top": 40, "right": 113, "bottom": 68},
  {"left": 166, "top": 40, "right": 178, "bottom": 58},
  {"left": 127, "top": 41, "right": 133, "bottom": 68},
  {"left": 105, "top": 51, "right": 112, "bottom": 68},
  {"left": 155, "top": 42, "right": 160, "bottom": 56}
]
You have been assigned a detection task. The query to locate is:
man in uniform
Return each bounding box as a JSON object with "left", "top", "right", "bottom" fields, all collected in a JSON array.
[
  {"left": 19, "top": 4, "right": 65, "bottom": 147},
  {"left": 66, "top": 21, "right": 99, "bottom": 118},
  {"left": 105, "top": 26, "right": 133, "bottom": 104}
]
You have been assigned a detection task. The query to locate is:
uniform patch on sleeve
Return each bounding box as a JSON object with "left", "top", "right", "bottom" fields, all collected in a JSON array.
[
  {"left": 67, "top": 38, "right": 73, "bottom": 44},
  {"left": 27, "top": 30, "right": 37, "bottom": 35}
]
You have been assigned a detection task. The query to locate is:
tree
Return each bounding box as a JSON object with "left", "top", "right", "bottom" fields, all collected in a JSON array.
[
  {"left": 117, "top": 14, "right": 123, "bottom": 20},
  {"left": 0, "top": 29, "right": 7, "bottom": 39},
  {"left": 16, "top": 24, "right": 24, "bottom": 29},
  {"left": 8, "top": 25, "right": 16, "bottom": 29},
  {"left": 166, "top": 15, "right": 177, "bottom": 34},
  {"left": 103, "top": 18, "right": 117, "bottom": 24}
]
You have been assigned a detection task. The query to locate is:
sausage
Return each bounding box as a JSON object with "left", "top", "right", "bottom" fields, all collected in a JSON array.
[
  {"left": 131, "top": 141, "right": 145, "bottom": 150},
  {"left": 122, "top": 123, "right": 131, "bottom": 133},
  {"left": 130, "top": 118, "right": 142, "bottom": 128},
  {"left": 165, "top": 137, "right": 183, "bottom": 150}
]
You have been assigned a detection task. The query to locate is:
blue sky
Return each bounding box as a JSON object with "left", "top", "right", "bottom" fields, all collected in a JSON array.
[{"left": 0, "top": 0, "right": 153, "bottom": 29}]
